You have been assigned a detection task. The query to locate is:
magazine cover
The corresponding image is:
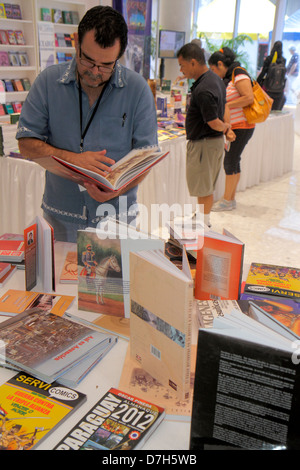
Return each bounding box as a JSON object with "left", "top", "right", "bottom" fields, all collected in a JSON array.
[
  {"left": 0, "top": 372, "right": 86, "bottom": 450},
  {"left": 54, "top": 388, "right": 165, "bottom": 450}
]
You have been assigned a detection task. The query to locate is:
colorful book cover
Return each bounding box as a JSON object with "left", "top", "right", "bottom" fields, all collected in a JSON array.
[
  {"left": 0, "top": 3, "right": 6, "bottom": 18},
  {"left": 0, "top": 51, "right": 9, "bottom": 66},
  {"left": 3, "top": 3, "right": 13, "bottom": 18},
  {"left": 52, "top": 8, "right": 63, "bottom": 23},
  {"left": 62, "top": 10, "right": 72, "bottom": 24},
  {"left": 0, "top": 309, "right": 115, "bottom": 383},
  {"left": 11, "top": 4, "right": 22, "bottom": 19},
  {"left": 14, "top": 30, "right": 25, "bottom": 45},
  {"left": 6, "top": 29, "right": 17, "bottom": 44},
  {"left": 0, "top": 288, "right": 75, "bottom": 317},
  {"left": 54, "top": 388, "right": 165, "bottom": 450},
  {"left": 0, "top": 262, "right": 11, "bottom": 278},
  {"left": 40, "top": 7, "right": 51, "bottom": 22},
  {"left": 0, "top": 239, "right": 24, "bottom": 262},
  {"left": 0, "top": 372, "right": 86, "bottom": 450},
  {"left": 244, "top": 262, "right": 300, "bottom": 300},
  {"left": 0, "top": 29, "right": 8, "bottom": 44}
]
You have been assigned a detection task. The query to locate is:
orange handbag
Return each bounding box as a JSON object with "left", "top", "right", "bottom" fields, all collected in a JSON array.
[{"left": 232, "top": 68, "right": 273, "bottom": 124}]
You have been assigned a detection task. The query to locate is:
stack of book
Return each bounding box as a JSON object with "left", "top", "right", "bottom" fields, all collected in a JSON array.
[{"left": 0, "top": 306, "right": 118, "bottom": 387}]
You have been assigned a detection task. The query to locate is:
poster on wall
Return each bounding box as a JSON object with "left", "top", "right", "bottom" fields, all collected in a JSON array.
[{"left": 113, "top": 0, "right": 152, "bottom": 79}]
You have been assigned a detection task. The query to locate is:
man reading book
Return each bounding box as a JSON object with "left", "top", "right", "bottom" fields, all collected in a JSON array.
[{"left": 16, "top": 6, "right": 158, "bottom": 242}]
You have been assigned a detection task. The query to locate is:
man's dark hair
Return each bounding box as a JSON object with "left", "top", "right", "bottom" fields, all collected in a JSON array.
[
  {"left": 177, "top": 43, "right": 206, "bottom": 65},
  {"left": 78, "top": 6, "right": 128, "bottom": 58}
]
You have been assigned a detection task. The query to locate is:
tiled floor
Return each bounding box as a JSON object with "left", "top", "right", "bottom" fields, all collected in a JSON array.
[{"left": 211, "top": 131, "right": 300, "bottom": 269}]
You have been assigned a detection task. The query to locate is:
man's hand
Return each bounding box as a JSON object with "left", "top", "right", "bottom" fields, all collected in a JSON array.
[{"left": 72, "top": 150, "right": 115, "bottom": 177}]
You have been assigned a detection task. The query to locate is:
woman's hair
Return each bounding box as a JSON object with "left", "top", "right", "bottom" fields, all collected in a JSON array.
[
  {"left": 78, "top": 6, "right": 128, "bottom": 59},
  {"left": 270, "top": 41, "right": 283, "bottom": 60},
  {"left": 208, "top": 47, "right": 236, "bottom": 67}
]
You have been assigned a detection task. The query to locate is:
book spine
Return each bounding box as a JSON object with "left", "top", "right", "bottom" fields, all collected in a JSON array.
[{"left": 183, "top": 282, "right": 194, "bottom": 400}]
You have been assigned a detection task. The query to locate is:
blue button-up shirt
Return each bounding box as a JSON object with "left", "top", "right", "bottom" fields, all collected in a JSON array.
[{"left": 16, "top": 58, "right": 158, "bottom": 225}]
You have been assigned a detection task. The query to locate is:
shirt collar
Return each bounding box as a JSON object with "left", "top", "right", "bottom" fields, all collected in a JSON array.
[{"left": 57, "top": 58, "right": 126, "bottom": 88}]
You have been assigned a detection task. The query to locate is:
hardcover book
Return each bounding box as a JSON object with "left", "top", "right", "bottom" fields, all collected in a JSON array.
[
  {"left": 52, "top": 8, "right": 63, "bottom": 23},
  {"left": 12, "top": 78, "right": 24, "bottom": 91},
  {"left": 194, "top": 228, "right": 244, "bottom": 301},
  {"left": 244, "top": 262, "right": 300, "bottom": 300},
  {"left": 77, "top": 221, "right": 164, "bottom": 319},
  {"left": 18, "top": 51, "right": 29, "bottom": 66},
  {"left": 54, "top": 388, "right": 165, "bottom": 450},
  {"left": 37, "top": 146, "right": 169, "bottom": 192},
  {"left": 62, "top": 10, "right": 72, "bottom": 24},
  {"left": 190, "top": 314, "right": 300, "bottom": 450},
  {"left": 0, "top": 372, "right": 86, "bottom": 450},
  {"left": 129, "top": 248, "right": 193, "bottom": 400}
]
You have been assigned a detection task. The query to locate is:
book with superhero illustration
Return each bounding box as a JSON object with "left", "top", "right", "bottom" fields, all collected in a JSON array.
[
  {"left": 54, "top": 388, "right": 165, "bottom": 450},
  {"left": 0, "top": 372, "right": 86, "bottom": 450}
]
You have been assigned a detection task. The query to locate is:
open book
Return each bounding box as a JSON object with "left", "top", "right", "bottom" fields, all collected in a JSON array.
[{"left": 39, "top": 146, "right": 169, "bottom": 192}]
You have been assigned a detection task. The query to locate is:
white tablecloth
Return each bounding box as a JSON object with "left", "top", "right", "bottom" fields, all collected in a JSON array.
[{"left": 0, "top": 112, "right": 294, "bottom": 234}]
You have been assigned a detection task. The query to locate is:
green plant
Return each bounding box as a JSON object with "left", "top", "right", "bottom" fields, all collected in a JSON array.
[{"left": 199, "top": 32, "right": 254, "bottom": 73}]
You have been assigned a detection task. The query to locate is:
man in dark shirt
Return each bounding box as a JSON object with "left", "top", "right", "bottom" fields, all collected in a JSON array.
[{"left": 177, "top": 43, "right": 232, "bottom": 226}]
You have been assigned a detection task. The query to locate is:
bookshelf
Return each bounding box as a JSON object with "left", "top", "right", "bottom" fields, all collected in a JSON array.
[
  {"left": 0, "top": 0, "right": 39, "bottom": 120},
  {"left": 0, "top": 0, "right": 86, "bottom": 121},
  {"left": 35, "top": 0, "right": 86, "bottom": 68}
]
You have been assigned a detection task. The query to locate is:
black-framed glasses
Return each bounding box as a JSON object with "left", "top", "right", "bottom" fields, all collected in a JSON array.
[{"left": 79, "top": 56, "right": 116, "bottom": 74}]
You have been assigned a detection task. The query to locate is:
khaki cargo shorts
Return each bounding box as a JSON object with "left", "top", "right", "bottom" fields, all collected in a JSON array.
[{"left": 186, "top": 137, "right": 224, "bottom": 197}]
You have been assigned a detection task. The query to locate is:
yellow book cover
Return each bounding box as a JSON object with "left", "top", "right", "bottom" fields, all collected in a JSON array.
[
  {"left": 129, "top": 248, "right": 193, "bottom": 400},
  {"left": 0, "top": 372, "right": 86, "bottom": 450},
  {"left": 244, "top": 262, "right": 300, "bottom": 300}
]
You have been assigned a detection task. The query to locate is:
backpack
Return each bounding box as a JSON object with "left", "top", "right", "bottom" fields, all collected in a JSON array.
[{"left": 264, "top": 62, "right": 286, "bottom": 93}]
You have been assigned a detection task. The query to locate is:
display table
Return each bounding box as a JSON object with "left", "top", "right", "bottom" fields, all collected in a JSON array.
[
  {"left": 0, "top": 111, "right": 294, "bottom": 234},
  {"left": 0, "top": 241, "right": 193, "bottom": 450}
]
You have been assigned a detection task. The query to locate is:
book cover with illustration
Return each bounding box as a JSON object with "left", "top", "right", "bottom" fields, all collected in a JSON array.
[
  {"left": 0, "top": 289, "right": 75, "bottom": 317},
  {"left": 0, "top": 309, "right": 115, "bottom": 383},
  {"left": 0, "top": 372, "right": 86, "bottom": 450},
  {"left": 77, "top": 222, "right": 164, "bottom": 321},
  {"left": 54, "top": 388, "right": 165, "bottom": 450},
  {"left": 244, "top": 262, "right": 300, "bottom": 300}
]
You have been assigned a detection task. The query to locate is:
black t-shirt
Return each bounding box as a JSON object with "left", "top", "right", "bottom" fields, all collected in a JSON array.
[{"left": 185, "top": 69, "right": 226, "bottom": 141}]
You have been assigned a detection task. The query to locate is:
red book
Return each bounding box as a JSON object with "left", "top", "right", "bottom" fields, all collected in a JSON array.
[
  {"left": 0, "top": 262, "right": 11, "bottom": 279},
  {"left": 0, "top": 240, "right": 25, "bottom": 262}
]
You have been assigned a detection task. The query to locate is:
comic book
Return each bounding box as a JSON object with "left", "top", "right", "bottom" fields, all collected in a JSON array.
[{"left": 0, "top": 372, "right": 86, "bottom": 450}]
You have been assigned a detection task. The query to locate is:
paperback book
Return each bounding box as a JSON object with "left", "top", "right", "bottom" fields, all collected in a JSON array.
[
  {"left": 0, "top": 288, "right": 75, "bottom": 317},
  {"left": 0, "top": 372, "right": 86, "bottom": 450},
  {"left": 129, "top": 248, "right": 193, "bottom": 400},
  {"left": 0, "top": 308, "right": 116, "bottom": 383},
  {"left": 0, "top": 239, "right": 24, "bottom": 262},
  {"left": 37, "top": 146, "right": 169, "bottom": 192},
  {"left": 244, "top": 262, "right": 300, "bottom": 300},
  {"left": 54, "top": 388, "right": 165, "bottom": 450},
  {"left": 190, "top": 312, "right": 300, "bottom": 450},
  {"left": 59, "top": 250, "right": 78, "bottom": 283}
]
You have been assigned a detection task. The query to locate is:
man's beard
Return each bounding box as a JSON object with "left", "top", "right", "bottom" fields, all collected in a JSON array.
[{"left": 78, "top": 70, "right": 110, "bottom": 88}]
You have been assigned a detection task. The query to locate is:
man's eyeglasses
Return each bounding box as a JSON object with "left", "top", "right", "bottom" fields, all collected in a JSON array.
[{"left": 79, "top": 57, "right": 115, "bottom": 74}]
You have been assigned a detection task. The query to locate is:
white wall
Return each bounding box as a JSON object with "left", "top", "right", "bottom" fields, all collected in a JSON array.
[{"left": 158, "top": 0, "right": 193, "bottom": 82}]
